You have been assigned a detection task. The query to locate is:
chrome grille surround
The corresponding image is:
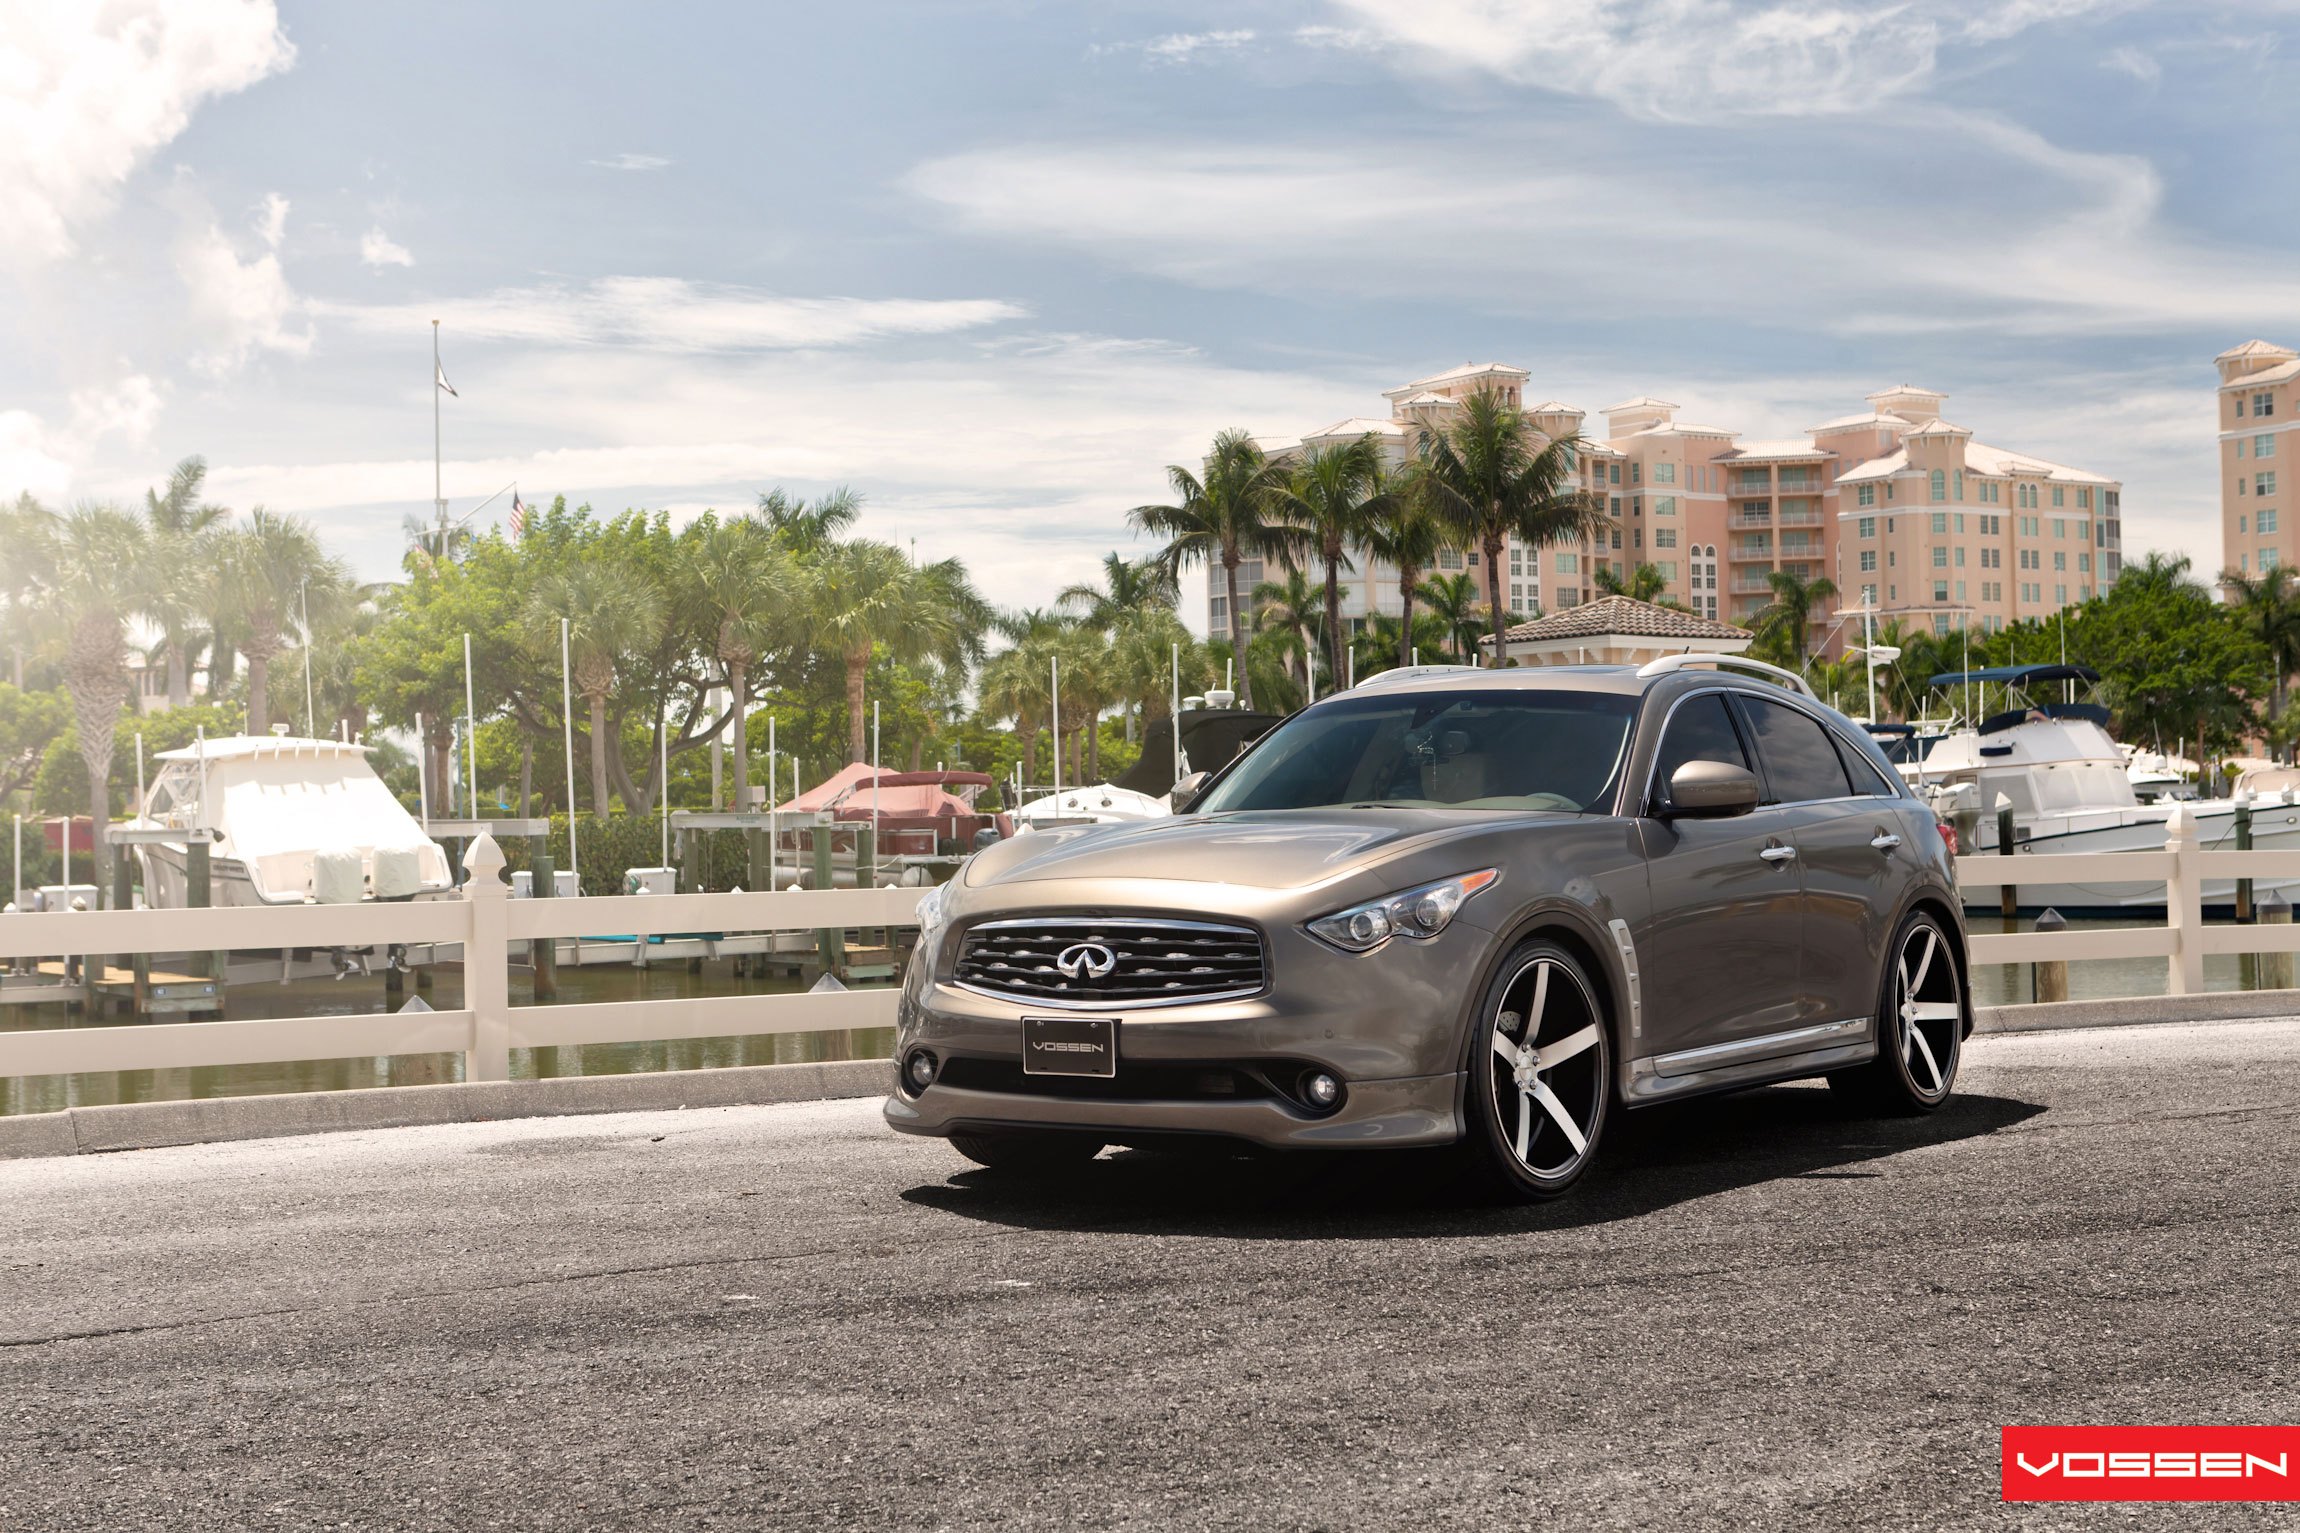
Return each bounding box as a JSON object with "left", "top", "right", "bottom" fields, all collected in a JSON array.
[{"left": 951, "top": 916, "right": 1267, "bottom": 1009}]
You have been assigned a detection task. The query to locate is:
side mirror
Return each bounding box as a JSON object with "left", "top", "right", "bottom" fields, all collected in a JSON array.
[
  {"left": 1170, "top": 771, "right": 1210, "bottom": 813},
  {"left": 972, "top": 826, "right": 1002, "bottom": 851},
  {"left": 1663, "top": 760, "right": 1760, "bottom": 819}
]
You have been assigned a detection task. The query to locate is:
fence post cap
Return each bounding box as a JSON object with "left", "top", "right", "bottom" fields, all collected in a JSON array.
[
  {"left": 1992, "top": 793, "right": 2011, "bottom": 811},
  {"left": 2033, "top": 907, "right": 2067, "bottom": 931},
  {"left": 2166, "top": 802, "right": 2194, "bottom": 837},
  {"left": 462, "top": 830, "right": 508, "bottom": 889}
]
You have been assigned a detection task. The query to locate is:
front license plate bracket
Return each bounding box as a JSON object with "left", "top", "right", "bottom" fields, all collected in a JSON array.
[{"left": 1022, "top": 1015, "right": 1118, "bottom": 1077}]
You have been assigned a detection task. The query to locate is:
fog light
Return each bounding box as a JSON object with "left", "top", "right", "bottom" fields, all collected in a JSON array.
[
  {"left": 904, "top": 1050, "right": 937, "bottom": 1092},
  {"left": 1303, "top": 1071, "right": 1341, "bottom": 1110}
]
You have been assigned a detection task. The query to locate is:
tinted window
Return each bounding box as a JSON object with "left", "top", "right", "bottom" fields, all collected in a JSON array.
[
  {"left": 1739, "top": 695, "right": 1853, "bottom": 803},
  {"left": 1651, "top": 692, "right": 1749, "bottom": 806},
  {"left": 1195, "top": 690, "right": 1637, "bottom": 814},
  {"left": 1833, "top": 733, "right": 1899, "bottom": 796}
]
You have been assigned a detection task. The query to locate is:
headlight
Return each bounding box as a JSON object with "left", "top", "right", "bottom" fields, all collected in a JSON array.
[
  {"left": 1307, "top": 869, "right": 1497, "bottom": 953},
  {"left": 915, "top": 882, "right": 947, "bottom": 936}
]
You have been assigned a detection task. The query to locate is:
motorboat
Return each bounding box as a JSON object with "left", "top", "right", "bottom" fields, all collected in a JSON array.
[
  {"left": 127, "top": 733, "right": 454, "bottom": 908},
  {"left": 1900, "top": 665, "right": 2300, "bottom": 909},
  {"left": 1010, "top": 783, "right": 1173, "bottom": 828},
  {"left": 1011, "top": 705, "right": 1287, "bottom": 829}
]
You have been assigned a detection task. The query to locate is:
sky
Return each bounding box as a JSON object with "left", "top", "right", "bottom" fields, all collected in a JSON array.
[{"left": 4, "top": 0, "right": 2298, "bottom": 626}]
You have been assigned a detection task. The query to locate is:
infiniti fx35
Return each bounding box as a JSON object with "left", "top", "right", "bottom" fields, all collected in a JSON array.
[{"left": 886, "top": 657, "right": 1969, "bottom": 1200}]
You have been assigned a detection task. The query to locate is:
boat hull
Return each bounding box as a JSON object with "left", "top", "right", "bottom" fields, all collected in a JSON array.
[{"left": 1960, "top": 800, "right": 2300, "bottom": 910}]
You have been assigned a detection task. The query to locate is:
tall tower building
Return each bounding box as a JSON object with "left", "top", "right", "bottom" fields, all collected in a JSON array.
[{"left": 2217, "top": 339, "right": 2299, "bottom": 581}]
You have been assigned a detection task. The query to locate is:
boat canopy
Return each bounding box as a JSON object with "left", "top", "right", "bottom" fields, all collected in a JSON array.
[{"left": 1927, "top": 663, "right": 2099, "bottom": 689}]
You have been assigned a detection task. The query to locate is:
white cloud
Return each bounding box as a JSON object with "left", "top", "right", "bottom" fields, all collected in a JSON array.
[
  {"left": 588, "top": 152, "right": 670, "bottom": 171},
  {"left": 2102, "top": 44, "right": 2162, "bottom": 83},
  {"left": 0, "top": 372, "right": 162, "bottom": 502},
  {"left": 0, "top": 0, "right": 294, "bottom": 262},
  {"left": 1092, "top": 29, "right": 1256, "bottom": 63},
  {"left": 360, "top": 226, "right": 414, "bottom": 268},
  {"left": 1315, "top": 0, "right": 2135, "bottom": 121},
  {"left": 174, "top": 191, "right": 312, "bottom": 372},
  {"left": 315, "top": 276, "right": 1026, "bottom": 352}
]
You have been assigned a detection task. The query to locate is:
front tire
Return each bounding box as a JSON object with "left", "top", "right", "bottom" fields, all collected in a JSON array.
[
  {"left": 1461, "top": 939, "right": 1612, "bottom": 1201},
  {"left": 947, "top": 1129, "right": 1104, "bottom": 1173},
  {"left": 1831, "top": 910, "right": 1962, "bottom": 1115}
]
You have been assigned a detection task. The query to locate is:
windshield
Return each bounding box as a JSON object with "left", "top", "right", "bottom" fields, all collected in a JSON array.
[{"left": 1194, "top": 689, "right": 1638, "bottom": 815}]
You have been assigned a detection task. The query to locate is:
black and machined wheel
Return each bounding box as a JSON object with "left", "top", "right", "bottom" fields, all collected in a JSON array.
[
  {"left": 947, "top": 1129, "right": 1105, "bottom": 1173},
  {"left": 1462, "top": 939, "right": 1612, "bottom": 1201},
  {"left": 1831, "top": 910, "right": 1963, "bottom": 1115}
]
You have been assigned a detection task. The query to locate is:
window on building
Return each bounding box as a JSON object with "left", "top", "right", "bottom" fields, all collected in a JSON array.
[
  {"left": 1857, "top": 516, "right": 1875, "bottom": 537},
  {"left": 2240, "top": 477, "right": 2250, "bottom": 496},
  {"left": 2079, "top": 552, "right": 2092, "bottom": 572},
  {"left": 2261, "top": 509, "right": 2281, "bottom": 535},
  {"left": 1438, "top": 548, "right": 1463, "bottom": 570},
  {"left": 1861, "top": 584, "right": 1877, "bottom": 606},
  {"left": 2053, "top": 551, "right": 2066, "bottom": 571},
  {"left": 2054, "top": 519, "right": 2065, "bottom": 538},
  {"left": 1932, "top": 546, "right": 1948, "bottom": 568},
  {"left": 1467, "top": 550, "right": 1480, "bottom": 566},
  {"left": 1631, "top": 463, "right": 1642, "bottom": 484},
  {"left": 1556, "top": 552, "right": 1578, "bottom": 573},
  {"left": 1610, "top": 496, "right": 1622, "bottom": 516},
  {"left": 1509, "top": 547, "right": 1523, "bottom": 574},
  {"left": 2055, "top": 584, "right": 2067, "bottom": 605},
  {"left": 1859, "top": 550, "right": 1876, "bottom": 572},
  {"left": 2257, "top": 434, "right": 2276, "bottom": 458},
  {"left": 1654, "top": 463, "right": 1675, "bottom": 483},
  {"left": 2260, "top": 472, "right": 2278, "bottom": 497},
  {"left": 2256, "top": 392, "right": 2276, "bottom": 418},
  {"left": 1954, "top": 546, "right": 1965, "bottom": 567},
  {"left": 1930, "top": 469, "right": 1946, "bottom": 502},
  {"left": 1655, "top": 496, "right": 1676, "bottom": 516},
  {"left": 1954, "top": 471, "right": 1964, "bottom": 501},
  {"left": 1609, "top": 463, "right": 1620, "bottom": 484},
  {"left": 1933, "top": 581, "right": 1949, "bottom": 603},
  {"left": 2242, "top": 514, "right": 2250, "bottom": 533},
  {"left": 1656, "top": 562, "right": 1677, "bottom": 582},
  {"left": 1955, "top": 580, "right": 1966, "bottom": 603},
  {"left": 1655, "top": 527, "right": 1677, "bottom": 549},
  {"left": 1209, "top": 596, "right": 1228, "bottom": 630},
  {"left": 1858, "top": 485, "right": 1876, "bottom": 507},
  {"left": 2052, "top": 486, "right": 2064, "bottom": 507},
  {"left": 1931, "top": 512, "right": 1948, "bottom": 533},
  {"left": 1610, "top": 528, "right": 1622, "bottom": 550}
]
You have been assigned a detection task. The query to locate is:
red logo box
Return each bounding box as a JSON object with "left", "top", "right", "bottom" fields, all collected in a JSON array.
[{"left": 2004, "top": 1427, "right": 2300, "bottom": 1501}]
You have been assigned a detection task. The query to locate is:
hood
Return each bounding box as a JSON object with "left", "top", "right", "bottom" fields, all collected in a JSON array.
[{"left": 965, "top": 808, "right": 1563, "bottom": 892}]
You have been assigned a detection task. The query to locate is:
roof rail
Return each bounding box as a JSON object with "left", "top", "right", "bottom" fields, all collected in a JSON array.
[
  {"left": 1350, "top": 663, "right": 1485, "bottom": 692},
  {"left": 1635, "top": 653, "right": 1814, "bottom": 697}
]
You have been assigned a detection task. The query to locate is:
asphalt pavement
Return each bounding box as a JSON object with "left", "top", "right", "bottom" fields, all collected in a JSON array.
[{"left": 2, "top": 1020, "right": 2296, "bottom": 1531}]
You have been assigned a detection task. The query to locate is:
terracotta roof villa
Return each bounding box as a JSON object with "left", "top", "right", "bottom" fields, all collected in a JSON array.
[{"left": 1479, "top": 594, "right": 1753, "bottom": 668}]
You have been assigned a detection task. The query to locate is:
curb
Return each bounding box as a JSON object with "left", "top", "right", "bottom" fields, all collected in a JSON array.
[
  {"left": 1974, "top": 988, "right": 2300, "bottom": 1035},
  {"left": 0, "top": 1057, "right": 894, "bottom": 1161}
]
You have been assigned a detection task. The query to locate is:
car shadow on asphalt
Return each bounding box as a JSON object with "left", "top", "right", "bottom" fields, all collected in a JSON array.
[{"left": 898, "top": 1086, "right": 2046, "bottom": 1238}]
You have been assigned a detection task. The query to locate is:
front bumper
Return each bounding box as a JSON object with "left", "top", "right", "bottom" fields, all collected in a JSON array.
[{"left": 884, "top": 1068, "right": 1463, "bottom": 1150}]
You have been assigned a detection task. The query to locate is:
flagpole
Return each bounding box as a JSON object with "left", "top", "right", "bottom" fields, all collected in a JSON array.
[
  {"left": 432, "top": 319, "right": 445, "bottom": 556},
  {"left": 463, "top": 632, "right": 479, "bottom": 819},
  {"left": 560, "top": 617, "right": 579, "bottom": 888}
]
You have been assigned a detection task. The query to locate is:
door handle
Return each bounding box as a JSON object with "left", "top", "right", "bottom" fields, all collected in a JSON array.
[
  {"left": 1758, "top": 845, "right": 1797, "bottom": 863},
  {"left": 1870, "top": 832, "right": 1903, "bottom": 850}
]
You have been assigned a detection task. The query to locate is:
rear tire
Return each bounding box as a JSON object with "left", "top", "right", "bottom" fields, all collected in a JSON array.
[
  {"left": 947, "top": 1129, "right": 1105, "bottom": 1172},
  {"left": 1458, "top": 938, "right": 1612, "bottom": 1202},
  {"left": 1830, "top": 910, "right": 1963, "bottom": 1115}
]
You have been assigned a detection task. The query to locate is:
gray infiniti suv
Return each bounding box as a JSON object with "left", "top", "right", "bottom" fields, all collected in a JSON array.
[{"left": 885, "top": 656, "right": 1969, "bottom": 1200}]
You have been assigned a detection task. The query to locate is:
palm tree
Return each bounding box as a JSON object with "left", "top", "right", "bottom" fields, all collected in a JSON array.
[
  {"left": 1413, "top": 389, "right": 1607, "bottom": 663},
  {"left": 681, "top": 517, "right": 795, "bottom": 805},
  {"left": 1594, "top": 562, "right": 1669, "bottom": 603},
  {"left": 1266, "top": 435, "right": 1383, "bottom": 687},
  {"left": 1253, "top": 567, "right": 1323, "bottom": 691},
  {"left": 1418, "top": 572, "right": 1487, "bottom": 661},
  {"left": 30, "top": 506, "right": 154, "bottom": 876},
  {"left": 757, "top": 486, "right": 861, "bottom": 554},
  {"left": 212, "top": 510, "right": 347, "bottom": 736},
  {"left": 142, "top": 457, "right": 228, "bottom": 708},
  {"left": 805, "top": 540, "right": 989, "bottom": 762},
  {"left": 1365, "top": 468, "right": 1445, "bottom": 671},
  {"left": 525, "top": 564, "right": 665, "bottom": 814},
  {"left": 979, "top": 611, "right": 1066, "bottom": 783},
  {"left": 1750, "top": 569, "right": 1839, "bottom": 668},
  {"left": 1059, "top": 552, "right": 1177, "bottom": 629},
  {"left": 2222, "top": 565, "right": 2300, "bottom": 746},
  {"left": 1128, "top": 429, "right": 1309, "bottom": 710}
]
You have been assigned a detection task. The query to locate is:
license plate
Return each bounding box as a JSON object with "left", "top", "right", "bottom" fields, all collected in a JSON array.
[{"left": 1022, "top": 1015, "right": 1118, "bottom": 1077}]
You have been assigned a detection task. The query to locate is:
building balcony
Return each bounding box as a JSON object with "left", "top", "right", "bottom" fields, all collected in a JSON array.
[
  {"left": 1776, "top": 508, "right": 1823, "bottom": 527},
  {"left": 1729, "top": 541, "right": 1775, "bottom": 561},
  {"left": 1730, "top": 576, "right": 1779, "bottom": 595},
  {"left": 1730, "top": 478, "right": 1774, "bottom": 495},
  {"left": 1729, "top": 511, "right": 1772, "bottom": 529},
  {"left": 1776, "top": 475, "right": 1821, "bottom": 491}
]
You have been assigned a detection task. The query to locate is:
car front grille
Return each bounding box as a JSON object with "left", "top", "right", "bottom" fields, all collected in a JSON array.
[{"left": 952, "top": 917, "right": 1266, "bottom": 1007}]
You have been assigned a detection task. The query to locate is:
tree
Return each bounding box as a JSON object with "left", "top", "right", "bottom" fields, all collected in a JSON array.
[
  {"left": 524, "top": 563, "right": 665, "bottom": 814},
  {"left": 1266, "top": 435, "right": 1383, "bottom": 689},
  {"left": 1253, "top": 567, "right": 1323, "bottom": 691},
  {"left": 1418, "top": 572, "right": 1487, "bottom": 661},
  {"left": 1365, "top": 468, "right": 1445, "bottom": 671},
  {"left": 804, "top": 540, "right": 988, "bottom": 762},
  {"left": 681, "top": 516, "right": 795, "bottom": 804},
  {"left": 1129, "top": 429, "right": 1309, "bottom": 711},
  {"left": 0, "top": 683, "right": 67, "bottom": 804},
  {"left": 1058, "top": 552, "right": 1177, "bottom": 630},
  {"left": 757, "top": 486, "right": 861, "bottom": 554},
  {"left": 142, "top": 457, "right": 229, "bottom": 708},
  {"left": 1413, "top": 389, "right": 1606, "bottom": 664},
  {"left": 28, "top": 506, "right": 153, "bottom": 875},
  {"left": 2222, "top": 564, "right": 2300, "bottom": 751},
  {"left": 1749, "top": 569, "right": 1839, "bottom": 668},
  {"left": 213, "top": 510, "right": 346, "bottom": 736},
  {"left": 1594, "top": 562, "right": 1669, "bottom": 603}
]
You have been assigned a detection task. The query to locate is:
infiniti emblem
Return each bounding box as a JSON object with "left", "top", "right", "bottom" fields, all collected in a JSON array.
[{"left": 1054, "top": 942, "right": 1118, "bottom": 981}]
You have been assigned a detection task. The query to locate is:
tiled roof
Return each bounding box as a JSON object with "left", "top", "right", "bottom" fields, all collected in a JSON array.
[
  {"left": 1865, "top": 384, "right": 1946, "bottom": 403},
  {"left": 1905, "top": 418, "right": 1973, "bottom": 438},
  {"left": 2217, "top": 339, "right": 2296, "bottom": 362},
  {"left": 1808, "top": 411, "right": 1910, "bottom": 434},
  {"left": 2220, "top": 358, "right": 2300, "bottom": 389},
  {"left": 1602, "top": 395, "right": 1679, "bottom": 414},
  {"left": 1307, "top": 416, "right": 1410, "bottom": 438},
  {"left": 1387, "top": 362, "right": 1529, "bottom": 395},
  {"left": 1717, "top": 439, "right": 1829, "bottom": 462},
  {"left": 1482, "top": 594, "right": 1751, "bottom": 646}
]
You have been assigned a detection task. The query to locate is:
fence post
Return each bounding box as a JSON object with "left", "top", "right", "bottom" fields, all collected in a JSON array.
[
  {"left": 2165, "top": 804, "right": 2203, "bottom": 997},
  {"left": 464, "top": 831, "right": 511, "bottom": 1082},
  {"left": 2260, "top": 891, "right": 2294, "bottom": 991},
  {"left": 1994, "top": 795, "right": 2018, "bottom": 920}
]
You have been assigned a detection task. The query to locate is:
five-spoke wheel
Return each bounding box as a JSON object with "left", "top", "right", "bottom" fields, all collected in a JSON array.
[
  {"left": 1832, "top": 911, "right": 1962, "bottom": 1114},
  {"left": 1467, "top": 940, "right": 1611, "bottom": 1199}
]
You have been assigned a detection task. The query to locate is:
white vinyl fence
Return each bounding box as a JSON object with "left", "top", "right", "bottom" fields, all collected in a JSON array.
[
  {"left": 1959, "top": 803, "right": 2300, "bottom": 995},
  {"left": 0, "top": 833, "right": 919, "bottom": 1084}
]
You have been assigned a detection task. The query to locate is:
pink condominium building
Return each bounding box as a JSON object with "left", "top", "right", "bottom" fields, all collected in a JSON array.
[
  {"left": 1217, "top": 365, "right": 2124, "bottom": 659},
  {"left": 2218, "top": 339, "right": 2297, "bottom": 580}
]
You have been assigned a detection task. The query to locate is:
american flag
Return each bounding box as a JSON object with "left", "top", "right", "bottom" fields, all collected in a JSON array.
[{"left": 509, "top": 489, "right": 529, "bottom": 541}]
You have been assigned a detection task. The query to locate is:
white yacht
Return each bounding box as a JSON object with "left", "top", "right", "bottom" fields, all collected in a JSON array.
[
  {"left": 128, "top": 734, "right": 454, "bottom": 907},
  {"left": 1889, "top": 665, "right": 2300, "bottom": 909}
]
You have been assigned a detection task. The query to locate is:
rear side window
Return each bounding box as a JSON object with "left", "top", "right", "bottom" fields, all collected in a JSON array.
[
  {"left": 1738, "top": 695, "right": 1853, "bottom": 803},
  {"left": 1651, "top": 692, "right": 1749, "bottom": 805},
  {"left": 1833, "top": 733, "right": 1899, "bottom": 796}
]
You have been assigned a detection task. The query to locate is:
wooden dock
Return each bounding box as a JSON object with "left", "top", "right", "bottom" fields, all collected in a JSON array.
[{"left": 28, "top": 961, "right": 221, "bottom": 1016}]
